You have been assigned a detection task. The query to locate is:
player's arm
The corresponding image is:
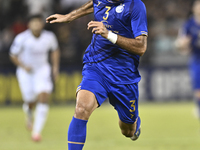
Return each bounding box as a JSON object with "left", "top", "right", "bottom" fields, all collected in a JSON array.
[
  {"left": 175, "top": 29, "right": 191, "bottom": 54},
  {"left": 87, "top": 21, "right": 147, "bottom": 56},
  {"left": 10, "top": 54, "right": 32, "bottom": 72},
  {"left": 46, "top": 0, "right": 93, "bottom": 24},
  {"left": 50, "top": 49, "right": 60, "bottom": 81},
  {"left": 116, "top": 35, "right": 147, "bottom": 56}
]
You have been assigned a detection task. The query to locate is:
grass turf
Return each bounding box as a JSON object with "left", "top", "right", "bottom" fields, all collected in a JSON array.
[{"left": 0, "top": 102, "right": 200, "bottom": 150}]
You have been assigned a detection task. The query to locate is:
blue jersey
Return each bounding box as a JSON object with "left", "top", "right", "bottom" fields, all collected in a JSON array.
[
  {"left": 83, "top": 0, "right": 148, "bottom": 84},
  {"left": 183, "top": 17, "right": 200, "bottom": 64}
]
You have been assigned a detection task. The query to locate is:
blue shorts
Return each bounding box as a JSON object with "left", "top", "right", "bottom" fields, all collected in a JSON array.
[
  {"left": 77, "top": 64, "right": 139, "bottom": 124},
  {"left": 189, "top": 62, "right": 200, "bottom": 90}
]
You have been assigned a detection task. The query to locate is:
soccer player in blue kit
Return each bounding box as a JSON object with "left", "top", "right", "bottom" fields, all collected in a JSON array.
[
  {"left": 176, "top": 0, "right": 200, "bottom": 120},
  {"left": 46, "top": 0, "right": 148, "bottom": 149}
]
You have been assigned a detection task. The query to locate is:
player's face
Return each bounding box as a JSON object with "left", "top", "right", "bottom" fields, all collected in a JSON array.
[
  {"left": 193, "top": 1, "right": 200, "bottom": 16},
  {"left": 28, "top": 18, "right": 44, "bottom": 35}
]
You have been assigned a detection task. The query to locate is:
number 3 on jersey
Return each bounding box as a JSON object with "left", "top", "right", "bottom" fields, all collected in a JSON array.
[{"left": 103, "top": 6, "right": 111, "bottom": 20}]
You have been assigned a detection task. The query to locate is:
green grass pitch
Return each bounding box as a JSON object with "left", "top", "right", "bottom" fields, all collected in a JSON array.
[{"left": 0, "top": 102, "right": 200, "bottom": 150}]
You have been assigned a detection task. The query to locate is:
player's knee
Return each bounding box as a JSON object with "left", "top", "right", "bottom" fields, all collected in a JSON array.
[
  {"left": 74, "top": 103, "right": 91, "bottom": 120},
  {"left": 38, "top": 92, "right": 49, "bottom": 103},
  {"left": 75, "top": 90, "right": 98, "bottom": 120},
  {"left": 121, "top": 129, "right": 136, "bottom": 138}
]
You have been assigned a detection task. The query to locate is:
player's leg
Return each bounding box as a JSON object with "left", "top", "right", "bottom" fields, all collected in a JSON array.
[
  {"left": 31, "top": 65, "right": 52, "bottom": 141},
  {"left": 74, "top": 90, "right": 98, "bottom": 120},
  {"left": 68, "top": 73, "right": 108, "bottom": 150},
  {"left": 32, "top": 92, "right": 50, "bottom": 141},
  {"left": 67, "top": 64, "right": 108, "bottom": 150},
  {"left": 190, "top": 64, "right": 200, "bottom": 119},
  {"left": 109, "top": 82, "right": 141, "bottom": 140},
  {"left": 68, "top": 90, "right": 99, "bottom": 150},
  {"left": 22, "top": 101, "right": 36, "bottom": 130},
  {"left": 16, "top": 68, "right": 36, "bottom": 131},
  {"left": 119, "top": 116, "right": 141, "bottom": 140}
]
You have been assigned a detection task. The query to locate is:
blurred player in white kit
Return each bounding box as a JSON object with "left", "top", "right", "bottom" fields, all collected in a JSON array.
[{"left": 10, "top": 14, "right": 60, "bottom": 142}]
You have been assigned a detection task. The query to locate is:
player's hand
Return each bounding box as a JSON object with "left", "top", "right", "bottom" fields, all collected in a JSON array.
[
  {"left": 175, "top": 36, "right": 191, "bottom": 49},
  {"left": 23, "top": 66, "right": 32, "bottom": 73},
  {"left": 87, "top": 21, "right": 109, "bottom": 38},
  {"left": 46, "top": 14, "right": 72, "bottom": 24},
  {"left": 175, "top": 36, "right": 191, "bottom": 55}
]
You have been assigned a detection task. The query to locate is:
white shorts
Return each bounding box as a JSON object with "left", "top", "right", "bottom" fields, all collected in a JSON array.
[{"left": 16, "top": 65, "right": 53, "bottom": 102}]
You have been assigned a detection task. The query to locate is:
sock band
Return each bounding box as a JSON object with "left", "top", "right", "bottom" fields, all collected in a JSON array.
[{"left": 68, "top": 141, "right": 85, "bottom": 145}]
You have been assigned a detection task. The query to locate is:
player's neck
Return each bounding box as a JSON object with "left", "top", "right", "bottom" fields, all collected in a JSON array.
[{"left": 32, "top": 31, "right": 41, "bottom": 38}]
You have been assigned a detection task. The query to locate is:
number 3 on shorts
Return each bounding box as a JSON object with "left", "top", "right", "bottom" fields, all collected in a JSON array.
[
  {"left": 129, "top": 100, "right": 136, "bottom": 113},
  {"left": 129, "top": 100, "right": 136, "bottom": 118}
]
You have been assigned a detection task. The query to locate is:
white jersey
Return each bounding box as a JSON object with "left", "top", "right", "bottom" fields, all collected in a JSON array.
[{"left": 10, "top": 29, "right": 58, "bottom": 70}]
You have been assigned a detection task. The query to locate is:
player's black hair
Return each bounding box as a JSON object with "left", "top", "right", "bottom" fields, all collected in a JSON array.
[{"left": 27, "top": 14, "right": 44, "bottom": 22}]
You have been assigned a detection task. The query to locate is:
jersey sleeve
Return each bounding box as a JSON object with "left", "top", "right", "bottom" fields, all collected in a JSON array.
[
  {"left": 10, "top": 34, "right": 23, "bottom": 56},
  {"left": 49, "top": 32, "right": 59, "bottom": 51},
  {"left": 181, "top": 20, "right": 191, "bottom": 36},
  {"left": 130, "top": 1, "right": 148, "bottom": 38}
]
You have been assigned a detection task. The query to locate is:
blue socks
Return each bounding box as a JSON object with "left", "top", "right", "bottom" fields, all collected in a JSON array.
[
  {"left": 67, "top": 116, "right": 141, "bottom": 149},
  {"left": 68, "top": 117, "right": 88, "bottom": 150}
]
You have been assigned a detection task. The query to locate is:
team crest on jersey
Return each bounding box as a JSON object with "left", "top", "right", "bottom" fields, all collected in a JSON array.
[{"left": 116, "top": 4, "right": 124, "bottom": 13}]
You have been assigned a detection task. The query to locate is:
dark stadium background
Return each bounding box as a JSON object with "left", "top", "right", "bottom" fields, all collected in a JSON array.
[{"left": 0, "top": 0, "right": 196, "bottom": 105}]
